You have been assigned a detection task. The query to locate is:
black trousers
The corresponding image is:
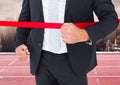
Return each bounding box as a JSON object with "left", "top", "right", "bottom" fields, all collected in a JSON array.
[{"left": 35, "top": 50, "right": 88, "bottom": 85}]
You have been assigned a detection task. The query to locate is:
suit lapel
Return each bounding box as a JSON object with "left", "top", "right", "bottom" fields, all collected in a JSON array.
[
  {"left": 39, "top": 0, "right": 44, "bottom": 18},
  {"left": 65, "top": 0, "right": 72, "bottom": 11}
]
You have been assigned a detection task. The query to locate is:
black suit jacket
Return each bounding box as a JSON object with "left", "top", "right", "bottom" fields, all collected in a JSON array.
[{"left": 15, "top": 0, "right": 118, "bottom": 75}]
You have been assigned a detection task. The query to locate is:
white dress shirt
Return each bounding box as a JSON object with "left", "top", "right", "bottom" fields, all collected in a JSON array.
[{"left": 42, "top": 0, "right": 67, "bottom": 54}]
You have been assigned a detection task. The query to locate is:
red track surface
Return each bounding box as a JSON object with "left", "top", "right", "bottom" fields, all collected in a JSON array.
[{"left": 0, "top": 53, "right": 120, "bottom": 85}]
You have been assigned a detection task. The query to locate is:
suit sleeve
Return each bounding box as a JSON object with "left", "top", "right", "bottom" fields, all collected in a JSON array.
[
  {"left": 85, "top": 0, "right": 118, "bottom": 46},
  {"left": 15, "top": 0, "right": 31, "bottom": 48}
]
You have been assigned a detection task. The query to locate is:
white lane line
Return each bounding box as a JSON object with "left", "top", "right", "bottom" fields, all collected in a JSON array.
[
  {"left": 93, "top": 68, "right": 98, "bottom": 75},
  {"left": 0, "top": 76, "right": 5, "bottom": 78},
  {"left": 96, "top": 52, "right": 120, "bottom": 54},
  {"left": 88, "top": 76, "right": 120, "bottom": 78},
  {"left": 8, "top": 61, "right": 15, "bottom": 66},
  {"left": 0, "top": 59, "right": 18, "bottom": 61},
  {"left": 0, "top": 69, "right": 5, "bottom": 73},
  {"left": 1, "top": 66, "right": 120, "bottom": 68},
  {"left": 96, "top": 78, "right": 100, "bottom": 85},
  {"left": 1, "top": 57, "right": 120, "bottom": 60},
  {"left": 97, "top": 59, "right": 120, "bottom": 60},
  {"left": 0, "top": 59, "right": 29, "bottom": 60},
  {"left": 0, "top": 59, "right": 30, "bottom": 61},
  {"left": 97, "top": 66, "right": 120, "bottom": 67},
  {"left": 0, "top": 76, "right": 34, "bottom": 78},
  {"left": 0, "top": 76, "right": 120, "bottom": 78},
  {"left": 1, "top": 51, "right": 119, "bottom": 54},
  {"left": 0, "top": 52, "right": 30, "bottom": 54},
  {"left": 1, "top": 58, "right": 120, "bottom": 60},
  {"left": 0, "top": 52, "right": 15, "bottom": 54},
  {"left": 0, "top": 66, "right": 29, "bottom": 69}
]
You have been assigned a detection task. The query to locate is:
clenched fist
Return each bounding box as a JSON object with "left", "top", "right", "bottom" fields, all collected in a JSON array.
[
  {"left": 15, "top": 44, "right": 29, "bottom": 61},
  {"left": 61, "top": 23, "right": 90, "bottom": 44}
]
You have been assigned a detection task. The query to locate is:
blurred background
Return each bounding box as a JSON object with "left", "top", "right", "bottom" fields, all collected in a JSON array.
[{"left": 0, "top": 0, "right": 120, "bottom": 52}]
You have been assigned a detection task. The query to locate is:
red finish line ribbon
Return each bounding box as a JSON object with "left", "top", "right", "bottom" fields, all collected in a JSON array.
[
  {"left": 0, "top": 21, "right": 96, "bottom": 29},
  {"left": 0, "top": 19, "right": 120, "bottom": 29}
]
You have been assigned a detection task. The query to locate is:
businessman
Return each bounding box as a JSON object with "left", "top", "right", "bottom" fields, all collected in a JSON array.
[{"left": 15, "top": 0, "right": 118, "bottom": 85}]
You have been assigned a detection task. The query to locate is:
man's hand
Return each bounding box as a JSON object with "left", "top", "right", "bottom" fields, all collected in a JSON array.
[
  {"left": 61, "top": 23, "right": 90, "bottom": 44},
  {"left": 15, "top": 44, "right": 29, "bottom": 61}
]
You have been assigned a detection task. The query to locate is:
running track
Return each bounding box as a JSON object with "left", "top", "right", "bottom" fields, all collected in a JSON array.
[{"left": 0, "top": 52, "right": 120, "bottom": 85}]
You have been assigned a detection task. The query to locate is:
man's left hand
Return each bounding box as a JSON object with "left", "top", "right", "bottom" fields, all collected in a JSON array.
[{"left": 61, "top": 23, "right": 90, "bottom": 44}]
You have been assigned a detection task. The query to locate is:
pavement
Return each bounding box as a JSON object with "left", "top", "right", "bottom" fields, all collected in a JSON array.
[{"left": 0, "top": 52, "right": 120, "bottom": 85}]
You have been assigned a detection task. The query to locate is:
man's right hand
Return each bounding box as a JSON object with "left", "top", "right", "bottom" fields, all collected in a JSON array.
[{"left": 15, "top": 44, "right": 29, "bottom": 61}]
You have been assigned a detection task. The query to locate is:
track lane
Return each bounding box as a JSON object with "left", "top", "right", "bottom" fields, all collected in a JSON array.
[{"left": 0, "top": 53, "right": 120, "bottom": 85}]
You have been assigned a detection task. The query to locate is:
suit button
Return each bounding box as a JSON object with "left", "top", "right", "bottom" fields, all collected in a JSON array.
[{"left": 38, "top": 43, "right": 41, "bottom": 47}]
